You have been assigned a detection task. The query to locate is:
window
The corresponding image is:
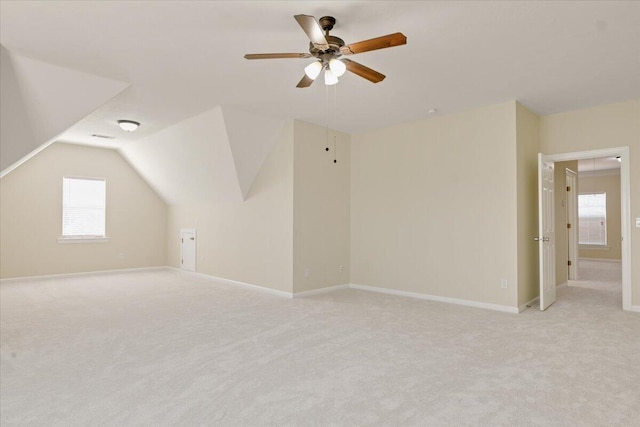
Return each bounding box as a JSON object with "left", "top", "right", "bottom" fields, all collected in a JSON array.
[
  {"left": 62, "top": 177, "right": 106, "bottom": 238},
  {"left": 578, "top": 192, "right": 606, "bottom": 246}
]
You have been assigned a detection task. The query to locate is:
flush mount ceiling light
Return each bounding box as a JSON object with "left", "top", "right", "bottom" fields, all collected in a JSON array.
[
  {"left": 118, "top": 120, "right": 140, "bottom": 132},
  {"left": 244, "top": 14, "right": 407, "bottom": 88}
]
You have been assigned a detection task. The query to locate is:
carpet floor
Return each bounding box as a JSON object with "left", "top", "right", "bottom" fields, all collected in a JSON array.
[{"left": 1, "top": 261, "right": 638, "bottom": 426}]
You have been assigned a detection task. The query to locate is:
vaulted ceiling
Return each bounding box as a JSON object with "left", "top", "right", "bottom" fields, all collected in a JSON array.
[{"left": 1, "top": 1, "right": 639, "bottom": 201}]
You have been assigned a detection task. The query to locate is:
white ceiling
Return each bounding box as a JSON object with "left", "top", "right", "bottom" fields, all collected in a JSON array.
[
  {"left": 1, "top": 0, "right": 639, "bottom": 147},
  {"left": 577, "top": 157, "right": 621, "bottom": 173}
]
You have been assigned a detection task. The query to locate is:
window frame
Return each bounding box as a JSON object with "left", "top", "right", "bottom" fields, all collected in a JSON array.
[
  {"left": 58, "top": 176, "right": 109, "bottom": 244},
  {"left": 577, "top": 191, "right": 607, "bottom": 248}
]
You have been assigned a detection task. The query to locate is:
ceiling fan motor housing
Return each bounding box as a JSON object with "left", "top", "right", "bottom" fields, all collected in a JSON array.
[
  {"left": 308, "top": 16, "right": 344, "bottom": 60},
  {"left": 309, "top": 35, "right": 345, "bottom": 58}
]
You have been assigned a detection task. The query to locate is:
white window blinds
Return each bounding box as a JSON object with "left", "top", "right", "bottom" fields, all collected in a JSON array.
[
  {"left": 62, "top": 177, "right": 106, "bottom": 237},
  {"left": 578, "top": 193, "right": 607, "bottom": 246}
]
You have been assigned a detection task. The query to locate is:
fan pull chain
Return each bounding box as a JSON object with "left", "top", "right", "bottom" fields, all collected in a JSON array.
[
  {"left": 333, "top": 84, "right": 338, "bottom": 164},
  {"left": 325, "top": 81, "right": 330, "bottom": 152}
]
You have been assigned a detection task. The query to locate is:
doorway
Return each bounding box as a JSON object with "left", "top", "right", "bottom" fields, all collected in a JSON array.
[
  {"left": 540, "top": 147, "right": 630, "bottom": 311},
  {"left": 565, "top": 169, "right": 578, "bottom": 280},
  {"left": 180, "top": 228, "right": 197, "bottom": 272}
]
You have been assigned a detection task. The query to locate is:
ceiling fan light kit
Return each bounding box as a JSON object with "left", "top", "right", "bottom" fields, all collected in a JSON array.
[
  {"left": 304, "top": 61, "right": 323, "bottom": 79},
  {"left": 324, "top": 68, "right": 339, "bottom": 85},
  {"left": 329, "top": 58, "right": 346, "bottom": 77},
  {"left": 244, "top": 14, "right": 407, "bottom": 88}
]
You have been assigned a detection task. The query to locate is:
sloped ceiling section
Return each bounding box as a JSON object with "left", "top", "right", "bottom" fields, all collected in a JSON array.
[
  {"left": 119, "top": 107, "right": 241, "bottom": 205},
  {"left": 118, "top": 106, "right": 284, "bottom": 206},
  {"left": 0, "top": 47, "right": 128, "bottom": 176},
  {"left": 221, "top": 107, "right": 285, "bottom": 200}
]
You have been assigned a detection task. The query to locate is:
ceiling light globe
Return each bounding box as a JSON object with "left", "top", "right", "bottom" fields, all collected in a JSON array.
[
  {"left": 324, "top": 69, "right": 339, "bottom": 85},
  {"left": 329, "top": 59, "right": 346, "bottom": 77},
  {"left": 118, "top": 120, "right": 140, "bottom": 132},
  {"left": 304, "top": 61, "right": 323, "bottom": 80}
]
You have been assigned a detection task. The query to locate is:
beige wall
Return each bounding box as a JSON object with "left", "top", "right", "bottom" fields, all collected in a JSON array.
[
  {"left": 166, "top": 121, "right": 294, "bottom": 293},
  {"left": 578, "top": 171, "right": 622, "bottom": 260},
  {"left": 293, "top": 121, "right": 350, "bottom": 293},
  {"left": 540, "top": 99, "right": 639, "bottom": 305},
  {"left": 351, "top": 102, "right": 519, "bottom": 308},
  {"left": 516, "top": 103, "right": 541, "bottom": 306},
  {"left": 553, "top": 160, "right": 579, "bottom": 286},
  {"left": 0, "top": 143, "right": 167, "bottom": 278}
]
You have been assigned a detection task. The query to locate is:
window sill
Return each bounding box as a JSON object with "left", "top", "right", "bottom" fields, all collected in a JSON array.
[
  {"left": 579, "top": 245, "right": 609, "bottom": 250},
  {"left": 57, "top": 237, "right": 110, "bottom": 244}
]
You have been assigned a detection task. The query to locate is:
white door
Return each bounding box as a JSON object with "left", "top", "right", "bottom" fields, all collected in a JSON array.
[
  {"left": 538, "top": 154, "right": 556, "bottom": 310},
  {"left": 565, "top": 170, "right": 578, "bottom": 280},
  {"left": 180, "top": 229, "right": 196, "bottom": 272}
]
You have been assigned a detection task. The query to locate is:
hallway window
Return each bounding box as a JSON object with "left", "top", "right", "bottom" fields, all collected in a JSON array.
[
  {"left": 62, "top": 177, "right": 106, "bottom": 237},
  {"left": 578, "top": 192, "right": 606, "bottom": 246}
]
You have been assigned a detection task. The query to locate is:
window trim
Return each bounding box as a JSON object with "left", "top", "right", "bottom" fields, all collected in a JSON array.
[
  {"left": 57, "top": 237, "right": 110, "bottom": 244},
  {"left": 61, "top": 176, "right": 107, "bottom": 241},
  {"left": 578, "top": 191, "right": 607, "bottom": 247}
]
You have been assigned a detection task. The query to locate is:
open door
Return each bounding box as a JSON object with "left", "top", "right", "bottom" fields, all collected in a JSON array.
[
  {"left": 538, "top": 154, "right": 556, "bottom": 310},
  {"left": 565, "top": 169, "right": 578, "bottom": 280}
]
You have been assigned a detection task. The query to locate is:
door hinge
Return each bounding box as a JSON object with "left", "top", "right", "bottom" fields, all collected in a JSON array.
[
  {"left": 567, "top": 223, "right": 572, "bottom": 229},
  {"left": 567, "top": 186, "right": 571, "bottom": 192},
  {"left": 181, "top": 238, "right": 183, "bottom": 243},
  {"left": 568, "top": 260, "right": 572, "bottom": 266},
  {"left": 181, "top": 259, "right": 183, "bottom": 264}
]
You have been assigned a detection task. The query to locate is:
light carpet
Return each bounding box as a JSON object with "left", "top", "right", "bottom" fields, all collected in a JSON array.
[{"left": 1, "top": 264, "right": 638, "bottom": 426}]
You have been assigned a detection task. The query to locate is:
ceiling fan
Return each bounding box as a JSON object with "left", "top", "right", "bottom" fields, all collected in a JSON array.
[{"left": 244, "top": 15, "right": 407, "bottom": 87}]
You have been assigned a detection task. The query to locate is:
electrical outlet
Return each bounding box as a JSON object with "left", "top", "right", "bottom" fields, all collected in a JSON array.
[
  {"left": 340, "top": 265, "right": 344, "bottom": 272},
  {"left": 636, "top": 217, "right": 640, "bottom": 228},
  {"left": 500, "top": 279, "right": 508, "bottom": 289}
]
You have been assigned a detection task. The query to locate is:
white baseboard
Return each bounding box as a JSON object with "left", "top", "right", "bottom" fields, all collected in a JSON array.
[
  {"left": 349, "top": 283, "right": 519, "bottom": 314},
  {"left": 628, "top": 306, "right": 640, "bottom": 313},
  {"left": 518, "top": 296, "right": 540, "bottom": 313},
  {"left": 293, "top": 284, "right": 350, "bottom": 298},
  {"left": 170, "top": 268, "right": 293, "bottom": 299},
  {"left": 0, "top": 266, "right": 169, "bottom": 284}
]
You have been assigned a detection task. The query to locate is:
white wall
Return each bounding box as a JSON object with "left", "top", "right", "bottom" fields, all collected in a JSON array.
[
  {"left": 166, "top": 122, "right": 294, "bottom": 293},
  {"left": 540, "top": 99, "right": 639, "bottom": 305},
  {"left": 351, "top": 102, "right": 519, "bottom": 308},
  {"left": 516, "top": 103, "right": 541, "bottom": 306},
  {"left": 293, "top": 121, "right": 350, "bottom": 293},
  {"left": 0, "top": 143, "right": 167, "bottom": 278}
]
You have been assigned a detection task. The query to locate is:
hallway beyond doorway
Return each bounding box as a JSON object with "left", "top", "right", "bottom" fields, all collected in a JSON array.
[{"left": 567, "top": 259, "right": 622, "bottom": 310}]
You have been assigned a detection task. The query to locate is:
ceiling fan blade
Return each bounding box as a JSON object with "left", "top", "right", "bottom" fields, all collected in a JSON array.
[
  {"left": 342, "top": 59, "right": 386, "bottom": 83},
  {"left": 340, "top": 32, "right": 407, "bottom": 55},
  {"left": 244, "top": 53, "right": 312, "bottom": 60},
  {"left": 296, "top": 74, "right": 315, "bottom": 88},
  {"left": 294, "top": 14, "right": 329, "bottom": 51}
]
